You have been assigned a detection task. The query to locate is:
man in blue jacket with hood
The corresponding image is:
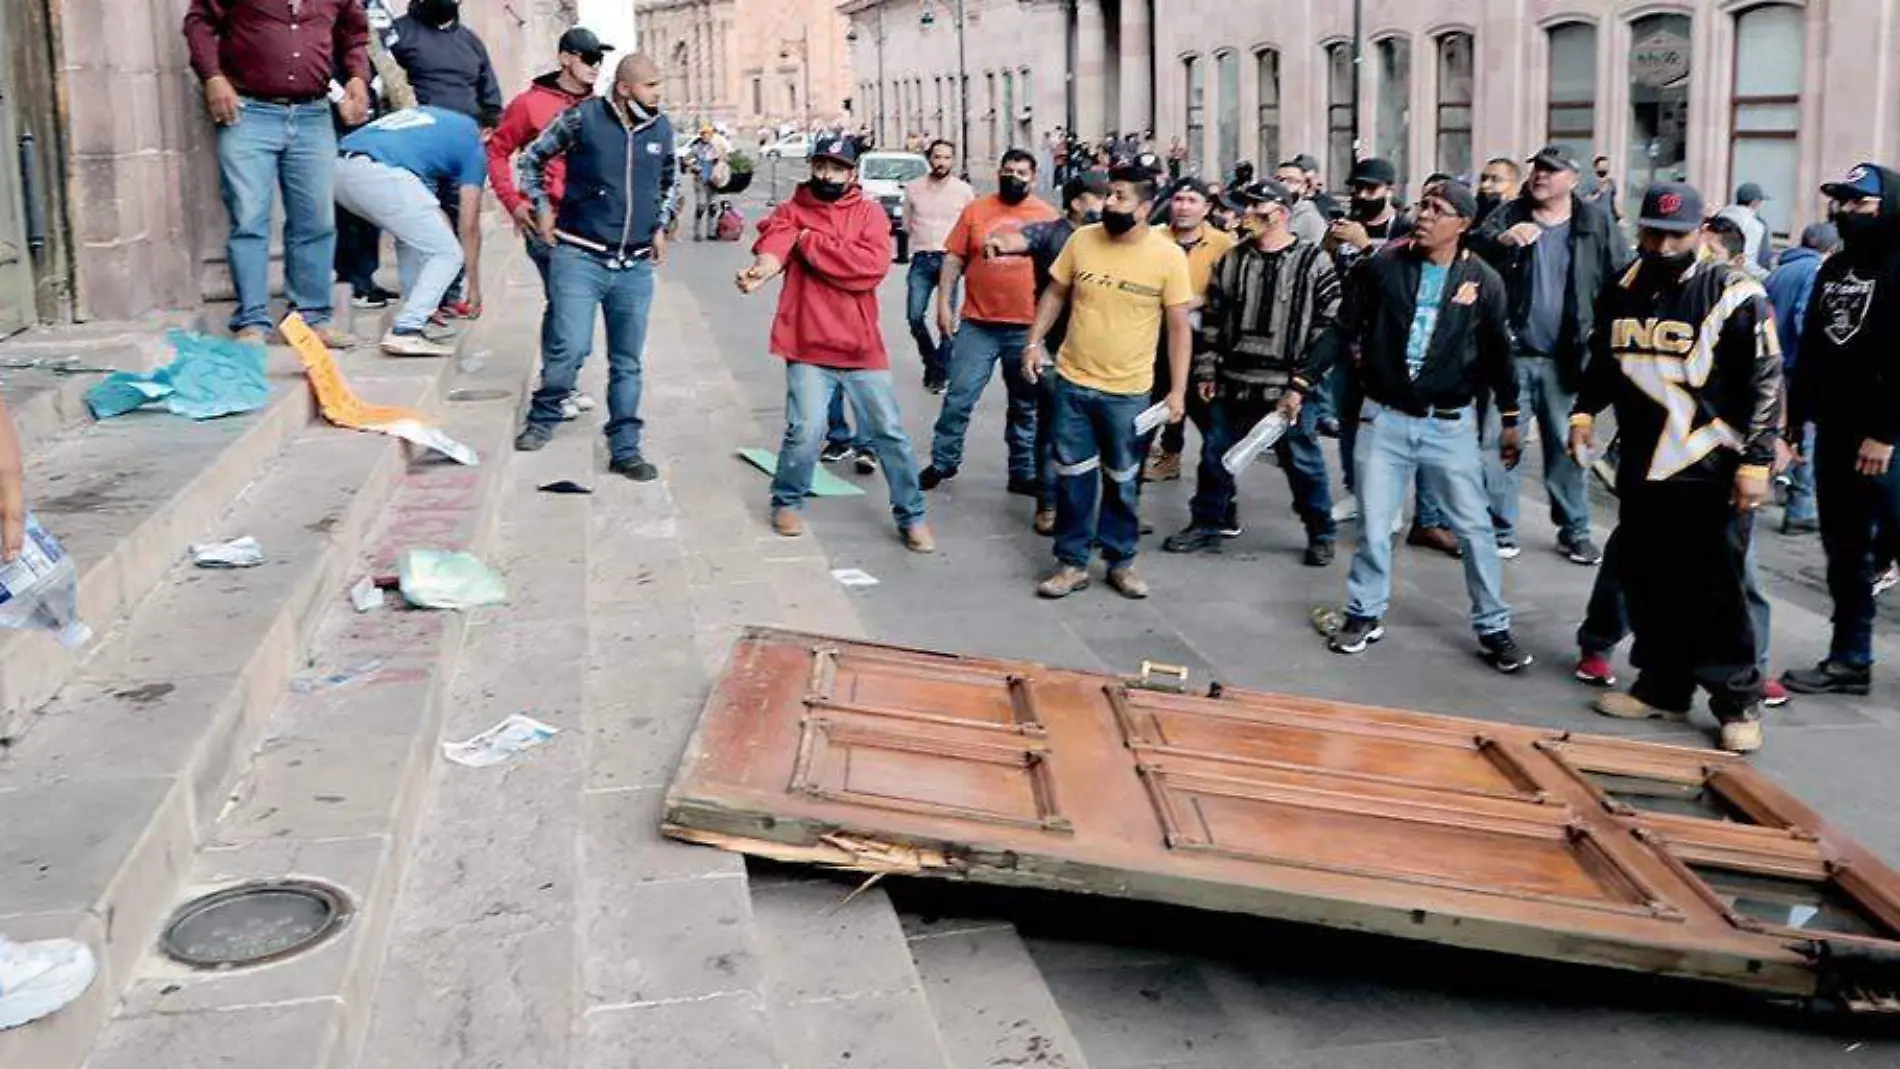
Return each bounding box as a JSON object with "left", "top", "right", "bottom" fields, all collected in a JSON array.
[{"left": 1763, "top": 221, "right": 1839, "bottom": 533}]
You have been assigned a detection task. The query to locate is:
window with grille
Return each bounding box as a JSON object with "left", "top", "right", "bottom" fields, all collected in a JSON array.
[{"left": 1436, "top": 32, "right": 1473, "bottom": 177}]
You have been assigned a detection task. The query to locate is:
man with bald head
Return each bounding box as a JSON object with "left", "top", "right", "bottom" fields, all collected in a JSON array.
[{"left": 515, "top": 52, "right": 678, "bottom": 481}]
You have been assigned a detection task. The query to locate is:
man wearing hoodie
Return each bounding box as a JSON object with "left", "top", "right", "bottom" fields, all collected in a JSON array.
[
  {"left": 1764, "top": 221, "right": 1839, "bottom": 534},
  {"left": 736, "top": 137, "right": 936, "bottom": 554},
  {"left": 512, "top": 54, "right": 675, "bottom": 482},
  {"left": 488, "top": 28, "right": 612, "bottom": 285},
  {"left": 1782, "top": 163, "right": 1900, "bottom": 697}
]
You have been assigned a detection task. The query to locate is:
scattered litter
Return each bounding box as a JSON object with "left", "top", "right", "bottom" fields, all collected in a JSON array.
[
  {"left": 0, "top": 356, "right": 117, "bottom": 375},
  {"left": 289, "top": 657, "right": 384, "bottom": 693},
  {"left": 443, "top": 713, "right": 558, "bottom": 768},
  {"left": 735, "top": 448, "right": 865, "bottom": 497},
  {"left": 349, "top": 575, "right": 385, "bottom": 613},
  {"left": 0, "top": 514, "right": 93, "bottom": 649},
  {"left": 457, "top": 349, "right": 490, "bottom": 373},
  {"left": 830, "top": 568, "right": 879, "bottom": 587},
  {"left": 396, "top": 548, "right": 507, "bottom": 610},
  {"left": 86, "top": 330, "right": 269, "bottom": 420},
  {"left": 1132, "top": 400, "right": 1172, "bottom": 436},
  {"left": 1847, "top": 1042, "right": 1863, "bottom": 1052},
  {"left": 189, "top": 536, "right": 264, "bottom": 569},
  {"left": 279, "top": 313, "right": 479, "bottom": 466},
  {"left": 446, "top": 387, "right": 513, "bottom": 402},
  {"left": 1309, "top": 605, "right": 1345, "bottom": 638},
  {"left": 538, "top": 480, "right": 593, "bottom": 495}
]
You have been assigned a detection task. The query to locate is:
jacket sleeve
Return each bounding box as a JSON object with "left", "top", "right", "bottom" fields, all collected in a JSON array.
[
  {"left": 795, "top": 204, "right": 893, "bottom": 293},
  {"left": 753, "top": 203, "right": 800, "bottom": 263},
  {"left": 1291, "top": 253, "right": 1343, "bottom": 393},
  {"left": 1194, "top": 257, "right": 1227, "bottom": 383},
  {"left": 657, "top": 118, "right": 678, "bottom": 231},
  {"left": 1573, "top": 283, "right": 1620, "bottom": 421},
  {"left": 1731, "top": 286, "right": 1785, "bottom": 469},
  {"left": 1463, "top": 201, "right": 1516, "bottom": 273},
  {"left": 1478, "top": 266, "right": 1520, "bottom": 423},
  {"left": 334, "top": 0, "right": 371, "bottom": 86},
  {"left": 484, "top": 96, "right": 536, "bottom": 215},
  {"left": 1299, "top": 254, "right": 1368, "bottom": 391},
  {"left": 181, "top": 0, "right": 227, "bottom": 82},
  {"left": 474, "top": 36, "right": 503, "bottom": 127},
  {"left": 517, "top": 106, "right": 581, "bottom": 215}
]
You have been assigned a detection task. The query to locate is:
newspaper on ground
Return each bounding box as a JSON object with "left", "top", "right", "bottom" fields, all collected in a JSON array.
[
  {"left": 443, "top": 713, "right": 559, "bottom": 768},
  {"left": 830, "top": 568, "right": 880, "bottom": 587}
]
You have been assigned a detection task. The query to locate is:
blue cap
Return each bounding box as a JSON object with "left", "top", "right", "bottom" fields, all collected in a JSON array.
[
  {"left": 811, "top": 136, "right": 858, "bottom": 166},
  {"left": 1822, "top": 163, "right": 1883, "bottom": 202}
]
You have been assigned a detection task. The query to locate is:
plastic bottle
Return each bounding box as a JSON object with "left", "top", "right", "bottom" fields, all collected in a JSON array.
[
  {"left": 0, "top": 515, "right": 94, "bottom": 650},
  {"left": 1221, "top": 411, "right": 1291, "bottom": 475}
]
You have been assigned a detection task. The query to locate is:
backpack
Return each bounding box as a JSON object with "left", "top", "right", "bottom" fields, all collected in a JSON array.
[{"left": 715, "top": 201, "right": 745, "bottom": 242}]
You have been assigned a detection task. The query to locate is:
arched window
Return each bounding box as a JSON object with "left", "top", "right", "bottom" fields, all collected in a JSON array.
[
  {"left": 1255, "top": 49, "right": 1281, "bottom": 174},
  {"left": 1374, "top": 36, "right": 1411, "bottom": 187},
  {"left": 1435, "top": 32, "right": 1474, "bottom": 177},
  {"left": 1215, "top": 50, "right": 1240, "bottom": 179},
  {"left": 1325, "top": 42, "right": 1353, "bottom": 191},
  {"left": 1731, "top": 3, "right": 1804, "bottom": 235},
  {"left": 1546, "top": 22, "right": 1597, "bottom": 168},
  {"left": 1628, "top": 12, "right": 1693, "bottom": 189},
  {"left": 1184, "top": 55, "right": 1205, "bottom": 175}
]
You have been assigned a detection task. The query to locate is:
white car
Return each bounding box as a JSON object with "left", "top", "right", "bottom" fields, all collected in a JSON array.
[
  {"left": 857, "top": 152, "right": 930, "bottom": 262},
  {"left": 764, "top": 133, "right": 811, "bottom": 160}
]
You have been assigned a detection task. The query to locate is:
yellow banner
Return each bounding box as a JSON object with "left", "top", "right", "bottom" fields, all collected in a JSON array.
[{"left": 279, "top": 312, "right": 479, "bottom": 466}]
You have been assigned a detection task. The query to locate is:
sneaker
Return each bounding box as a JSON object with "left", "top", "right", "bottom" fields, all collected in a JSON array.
[
  {"left": 559, "top": 395, "right": 582, "bottom": 421},
  {"left": 1161, "top": 525, "right": 1223, "bottom": 554},
  {"left": 901, "top": 523, "right": 936, "bottom": 553},
  {"left": 233, "top": 326, "right": 270, "bottom": 346},
  {"left": 855, "top": 451, "right": 880, "bottom": 475},
  {"left": 1574, "top": 651, "right": 1617, "bottom": 688},
  {"left": 1006, "top": 476, "right": 1041, "bottom": 497},
  {"left": 514, "top": 424, "right": 553, "bottom": 452},
  {"left": 1331, "top": 493, "right": 1361, "bottom": 522},
  {"left": 1561, "top": 535, "right": 1603, "bottom": 566},
  {"left": 1329, "top": 615, "right": 1385, "bottom": 655},
  {"left": 772, "top": 508, "right": 806, "bottom": 537},
  {"left": 925, "top": 379, "right": 948, "bottom": 395},
  {"left": 1406, "top": 524, "right": 1462, "bottom": 558},
  {"left": 439, "top": 299, "right": 482, "bottom": 320},
  {"left": 1720, "top": 718, "right": 1765, "bottom": 754},
  {"left": 350, "top": 287, "right": 393, "bottom": 309},
  {"left": 1781, "top": 660, "right": 1872, "bottom": 696},
  {"left": 919, "top": 465, "right": 957, "bottom": 491},
  {"left": 1761, "top": 679, "right": 1791, "bottom": 707},
  {"left": 569, "top": 392, "right": 597, "bottom": 412},
  {"left": 1876, "top": 563, "right": 1900, "bottom": 598},
  {"left": 1037, "top": 565, "right": 1091, "bottom": 599},
  {"left": 1316, "top": 416, "right": 1341, "bottom": 438},
  {"left": 1479, "top": 630, "right": 1533, "bottom": 673},
  {"left": 1106, "top": 565, "right": 1150, "bottom": 599},
  {"left": 1217, "top": 517, "right": 1244, "bottom": 538},
  {"left": 1141, "top": 449, "right": 1182, "bottom": 483},
  {"left": 820, "top": 442, "right": 855, "bottom": 464},
  {"left": 1594, "top": 691, "right": 1683, "bottom": 720},
  {"left": 1033, "top": 508, "right": 1056, "bottom": 536},
  {"left": 381, "top": 329, "right": 455, "bottom": 358},
  {"left": 1303, "top": 539, "right": 1335, "bottom": 567},
  {"left": 608, "top": 455, "right": 659, "bottom": 482},
  {"left": 1496, "top": 542, "right": 1522, "bottom": 560},
  {"left": 0, "top": 936, "right": 98, "bottom": 1031}
]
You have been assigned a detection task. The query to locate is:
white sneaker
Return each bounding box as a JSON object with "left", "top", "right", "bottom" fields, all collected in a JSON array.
[
  {"left": 1876, "top": 564, "right": 1899, "bottom": 598},
  {"left": 1332, "top": 493, "right": 1360, "bottom": 523},
  {"left": 380, "top": 330, "right": 456, "bottom": 358},
  {"left": 0, "top": 937, "right": 97, "bottom": 1030},
  {"left": 568, "top": 392, "right": 596, "bottom": 412},
  {"left": 559, "top": 396, "right": 581, "bottom": 421}
]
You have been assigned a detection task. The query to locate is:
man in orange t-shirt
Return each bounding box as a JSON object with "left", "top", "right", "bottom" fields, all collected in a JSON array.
[{"left": 921, "top": 149, "right": 1059, "bottom": 492}]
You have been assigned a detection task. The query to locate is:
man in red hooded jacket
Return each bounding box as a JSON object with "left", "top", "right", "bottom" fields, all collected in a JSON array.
[{"left": 736, "top": 136, "right": 936, "bottom": 553}]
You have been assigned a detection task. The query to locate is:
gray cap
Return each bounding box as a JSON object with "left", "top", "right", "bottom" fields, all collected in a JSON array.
[{"left": 1799, "top": 221, "right": 1841, "bottom": 251}]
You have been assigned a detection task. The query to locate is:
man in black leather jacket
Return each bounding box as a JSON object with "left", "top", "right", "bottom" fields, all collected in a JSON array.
[{"left": 1569, "top": 183, "right": 1781, "bottom": 754}]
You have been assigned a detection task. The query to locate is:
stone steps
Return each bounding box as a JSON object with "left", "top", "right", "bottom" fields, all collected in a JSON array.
[{"left": 900, "top": 909, "right": 1093, "bottom": 1069}]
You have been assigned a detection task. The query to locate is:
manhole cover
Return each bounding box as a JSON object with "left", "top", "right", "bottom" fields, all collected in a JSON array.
[
  {"left": 447, "top": 387, "right": 513, "bottom": 402},
  {"left": 160, "top": 880, "right": 352, "bottom": 969}
]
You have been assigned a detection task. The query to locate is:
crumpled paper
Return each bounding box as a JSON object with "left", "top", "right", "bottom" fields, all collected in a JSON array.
[
  {"left": 396, "top": 548, "right": 507, "bottom": 610},
  {"left": 190, "top": 535, "right": 264, "bottom": 568},
  {"left": 86, "top": 331, "right": 270, "bottom": 420}
]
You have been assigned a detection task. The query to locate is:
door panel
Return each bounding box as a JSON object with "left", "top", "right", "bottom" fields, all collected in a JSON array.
[
  {"left": 0, "top": 10, "right": 35, "bottom": 337},
  {"left": 666, "top": 628, "right": 1900, "bottom": 1009}
]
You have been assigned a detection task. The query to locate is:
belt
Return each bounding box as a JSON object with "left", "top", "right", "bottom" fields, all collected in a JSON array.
[
  {"left": 243, "top": 92, "right": 327, "bottom": 106},
  {"left": 1386, "top": 400, "right": 1469, "bottom": 421},
  {"left": 554, "top": 229, "right": 653, "bottom": 268}
]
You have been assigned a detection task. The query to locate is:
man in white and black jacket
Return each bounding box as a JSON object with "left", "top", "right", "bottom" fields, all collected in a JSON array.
[
  {"left": 1302, "top": 181, "right": 1529, "bottom": 671},
  {"left": 1570, "top": 182, "right": 1782, "bottom": 754}
]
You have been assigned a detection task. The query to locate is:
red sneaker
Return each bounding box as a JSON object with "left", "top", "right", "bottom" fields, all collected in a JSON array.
[
  {"left": 1574, "top": 651, "right": 1617, "bottom": 687},
  {"left": 440, "top": 299, "right": 482, "bottom": 320},
  {"left": 1761, "top": 678, "right": 1790, "bottom": 707}
]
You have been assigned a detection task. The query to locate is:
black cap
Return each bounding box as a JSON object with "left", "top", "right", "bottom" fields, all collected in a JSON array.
[
  {"left": 557, "top": 27, "right": 613, "bottom": 58},
  {"left": 1734, "top": 182, "right": 1767, "bottom": 204},
  {"left": 1170, "top": 176, "right": 1213, "bottom": 201},
  {"left": 1061, "top": 171, "right": 1110, "bottom": 205},
  {"left": 1427, "top": 180, "right": 1479, "bottom": 220},
  {"left": 1292, "top": 153, "right": 1321, "bottom": 174},
  {"left": 1349, "top": 157, "right": 1398, "bottom": 188},
  {"left": 811, "top": 135, "right": 858, "bottom": 166},
  {"left": 1231, "top": 178, "right": 1293, "bottom": 209},
  {"left": 1529, "top": 145, "right": 1579, "bottom": 173},
  {"left": 1636, "top": 181, "right": 1705, "bottom": 233}
]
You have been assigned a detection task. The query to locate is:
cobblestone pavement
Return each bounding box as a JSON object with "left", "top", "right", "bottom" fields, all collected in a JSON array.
[{"left": 665, "top": 221, "right": 1900, "bottom": 1068}]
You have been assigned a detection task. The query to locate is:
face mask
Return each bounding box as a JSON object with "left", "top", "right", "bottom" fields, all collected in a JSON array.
[
  {"left": 998, "top": 176, "right": 1030, "bottom": 204},
  {"left": 1596, "top": 168, "right": 1610, "bottom": 178},
  {"left": 1101, "top": 209, "right": 1139, "bottom": 236},
  {"left": 1078, "top": 209, "right": 1102, "bottom": 225},
  {"left": 416, "top": 0, "right": 459, "bottom": 24},
  {"left": 1639, "top": 247, "right": 1696, "bottom": 275},
  {"left": 1350, "top": 194, "right": 1387, "bottom": 222},
  {"left": 808, "top": 178, "right": 847, "bottom": 203},
  {"left": 1832, "top": 208, "right": 1885, "bottom": 246}
]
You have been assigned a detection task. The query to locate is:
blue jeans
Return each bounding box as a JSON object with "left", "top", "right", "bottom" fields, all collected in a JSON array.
[
  {"left": 528, "top": 246, "right": 653, "bottom": 460},
  {"left": 332, "top": 157, "right": 461, "bottom": 334},
  {"left": 826, "top": 388, "right": 867, "bottom": 449},
  {"left": 524, "top": 233, "right": 561, "bottom": 360},
  {"left": 1346, "top": 400, "right": 1511, "bottom": 636},
  {"left": 930, "top": 320, "right": 1037, "bottom": 479},
  {"left": 1785, "top": 423, "right": 1818, "bottom": 525},
  {"left": 1051, "top": 378, "right": 1147, "bottom": 568},
  {"left": 1189, "top": 395, "right": 1336, "bottom": 539},
  {"left": 217, "top": 98, "right": 336, "bottom": 332},
  {"left": 1484, "top": 355, "right": 1592, "bottom": 546},
  {"left": 906, "top": 252, "right": 956, "bottom": 384},
  {"left": 771, "top": 363, "right": 927, "bottom": 528}
]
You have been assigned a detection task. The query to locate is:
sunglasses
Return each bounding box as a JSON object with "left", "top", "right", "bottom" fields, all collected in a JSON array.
[{"left": 575, "top": 50, "right": 605, "bottom": 66}]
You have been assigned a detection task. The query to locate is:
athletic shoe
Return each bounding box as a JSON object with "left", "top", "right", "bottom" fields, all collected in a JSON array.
[
  {"left": 0, "top": 936, "right": 97, "bottom": 1031},
  {"left": 608, "top": 455, "right": 659, "bottom": 482},
  {"left": 1561, "top": 535, "right": 1604, "bottom": 566},
  {"left": 381, "top": 329, "right": 455, "bottom": 358},
  {"left": 514, "top": 424, "right": 552, "bottom": 452},
  {"left": 1479, "top": 630, "right": 1533, "bottom": 673},
  {"left": 1876, "top": 563, "right": 1900, "bottom": 598},
  {"left": 1761, "top": 679, "right": 1791, "bottom": 707},
  {"left": 1496, "top": 542, "right": 1522, "bottom": 560},
  {"left": 1329, "top": 616, "right": 1385, "bottom": 655},
  {"left": 1782, "top": 660, "right": 1872, "bottom": 696},
  {"left": 1161, "top": 526, "right": 1223, "bottom": 554},
  {"left": 820, "top": 442, "right": 855, "bottom": 464},
  {"left": 919, "top": 465, "right": 957, "bottom": 490},
  {"left": 855, "top": 451, "right": 880, "bottom": 475},
  {"left": 1574, "top": 651, "right": 1617, "bottom": 687},
  {"left": 1303, "top": 539, "right": 1335, "bottom": 567},
  {"left": 350, "top": 286, "right": 397, "bottom": 309},
  {"left": 438, "top": 299, "right": 482, "bottom": 320},
  {"left": 1331, "top": 493, "right": 1360, "bottom": 522},
  {"left": 1720, "top": 719, "right": 1765, "bottom": 754},
  {"left": 559, "top": 395, "right": 582, "bottom": 421}
]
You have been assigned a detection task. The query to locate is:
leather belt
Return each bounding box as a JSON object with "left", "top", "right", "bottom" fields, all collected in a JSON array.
[{"left": 243, "top": 92, "right": 327, "bottom": 106}]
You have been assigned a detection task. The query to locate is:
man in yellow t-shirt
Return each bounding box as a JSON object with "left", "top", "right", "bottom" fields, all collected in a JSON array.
[{"left": 1022, "top": 165, "right": 1193, "bottom": 600}]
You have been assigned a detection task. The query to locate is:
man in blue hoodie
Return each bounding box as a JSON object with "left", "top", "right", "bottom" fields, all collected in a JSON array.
[{"left": 1764, "top": 222, "right": 1838, "bottom": 533}]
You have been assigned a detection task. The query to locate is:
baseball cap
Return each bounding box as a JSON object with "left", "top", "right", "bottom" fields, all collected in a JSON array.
[
  {"left": 1230, "top": 178, "right": 1293, "bottom": 209},
  {"left": 1061, "top": 171, "right": 1110, "bottom": 205},
  {"left": 1529, "top": 145, "right": 1579, "bottom": 172},
  {"left": 1292, "top": 153, "right": 1321, "bottom": 174},
  {"left": 1425, "top": 181, "right": 1479, "bottom": 220},
  {"left": 1734, "top": 182, "right": 1768, "bottom": 204},
  {"left": 1636, "top": 181, "right": 1706, "bottom": 233},
  {"left": 810, "top": 135, "right": 859, "bottom": 166},
  {"left": 1821, "top": 163, "right": 1884, "bottom": 202},
  {"left": 1799, "top": 221, "right": 1841, "bottom": 251},
  {"left": 557, "top": 27, "right": 613, "bottom": 59},
  {"left": 1170, "top": 176, "right": 1214, "bottom": 201},
  {"left": 1349, "top": 157, "right": 1398, "bottom": 188}
]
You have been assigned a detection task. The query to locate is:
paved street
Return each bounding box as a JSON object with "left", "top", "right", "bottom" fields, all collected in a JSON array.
[{"left": 659, "top": 212, "right": 1900, "bottom": 1067}]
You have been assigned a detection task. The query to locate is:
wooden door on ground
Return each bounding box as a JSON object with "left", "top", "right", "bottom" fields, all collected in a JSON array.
[
  {"left": 0, "top": 10, "right": 35, "bottom": 337},
  {"left": 666, "top": 627, "right": 1900, "bottom": 1011}
]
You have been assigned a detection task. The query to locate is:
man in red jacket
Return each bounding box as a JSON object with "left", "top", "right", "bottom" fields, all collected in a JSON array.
[{"left": 736, "top": 136, "right": 935, "bottom": 553}]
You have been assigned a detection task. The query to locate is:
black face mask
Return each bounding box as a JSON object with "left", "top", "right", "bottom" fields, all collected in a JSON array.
[
  {"left": 1350, "top": 194, "right": 1388, "bottom": 222},
  {"left": 808, "top": 178, "right": 848, "bottom": 203},
  {"left": 415, "top": 0, "right": 459, "bottom": 24},
  {"left": 1101, "top": 209, "right": 1139, "bottom": 236},
  {"left": 998, "top": 176, "right": 1030, "bottom": 204},
  {"left": 1639, "top": 247, "right": 1696, "bottom": 276},
  {"left": 1595, "top": 168, "right": 1610, "bottom": 179},
  {"left": 1832, "top": 207, "right": 1886, "bottom": 247}
]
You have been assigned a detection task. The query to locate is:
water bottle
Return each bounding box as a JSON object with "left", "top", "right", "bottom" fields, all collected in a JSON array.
[
  {"left": 0, "top": 515, "right": 94, "bottom": 650},
  {"left": 1221, "top": 411, "right": 1291, "bottom": 475}
]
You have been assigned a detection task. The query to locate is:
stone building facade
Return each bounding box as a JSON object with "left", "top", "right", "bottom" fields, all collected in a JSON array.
[
  {"left": 635, "top": 0, "right": 852, "bottom": 137},
  {"left": 844, "top": 0, "right": 1900, "bottom": 236}
]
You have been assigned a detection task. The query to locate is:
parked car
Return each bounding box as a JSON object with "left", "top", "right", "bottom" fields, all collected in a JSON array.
[
  {"left": 763, "top": 133, "right": 811, "bottom": 160},
  {"left": 857, "top": 152, "right": 929, "bottom": 263}
]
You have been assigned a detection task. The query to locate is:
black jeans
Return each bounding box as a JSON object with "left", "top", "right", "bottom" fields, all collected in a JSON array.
[
  {"left": 1816, "top": 429, "right": 1900, "bottom": 667},
  {"left": 334, "top": 205, "right": 381, "bottom": 294}
]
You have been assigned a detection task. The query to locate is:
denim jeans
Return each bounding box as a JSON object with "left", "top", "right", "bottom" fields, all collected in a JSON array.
[
  {"left": 771, "top": 362, "right": 926, "bottom": 528},
  {"left": 332, "top": 156, "right": 462, "bottom": 334},
  {"left": 826, "top": 388, "right": 867, "bottom": 449},
  {"left": 527, "top": 246, "right": 654, "bottom": 460},
  {"left": 930, "top": 319, "right": 1038, "bottom": 480},
  {"left": 334, "top": 205, "right": 381, "bottom": 295},
  {"left": 1817, "top": 430, "right": 1900, "bottom": 667},
  {"left": 906, "top": 252, "right": 956, "bottom": 384},
  {"left": 1346, "top": 400, "right": 1511, "bottom": 636},
  {"left": 1483, "top": 355, "right": 1592, "bottom": 546},
  {"left": 1785, "top": 424, "right": 1818, "bottom": 526},
  {"left": 217, "top": 98, "right": 337, "bottom": 332},
  {"left": 1577, "top": 518, "right": 1773, "bottom": 676},
  {"left": 1189, "top": 395, "right": 1336, "bottom": 539},
  {"left": 1051, "top": 378, "right": 1147, "bottom": 568},
  {"left": 524, "top": 233, "right": 561, "bottom": 360}
]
